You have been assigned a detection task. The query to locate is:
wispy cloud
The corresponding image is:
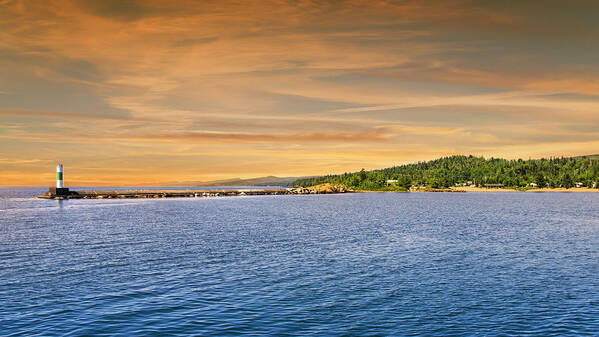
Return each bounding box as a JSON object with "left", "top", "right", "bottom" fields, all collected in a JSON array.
[
  {"left": 376, "top": 124, "right": 465, "bottom": 136},
  {"left": 0, "top": 158, "right": 48, "bottom": 165}
]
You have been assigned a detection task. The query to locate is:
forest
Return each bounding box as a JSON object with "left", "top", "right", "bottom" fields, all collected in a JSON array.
[{"left": 292, "top": 155, "right": 599, "bottom": 190}]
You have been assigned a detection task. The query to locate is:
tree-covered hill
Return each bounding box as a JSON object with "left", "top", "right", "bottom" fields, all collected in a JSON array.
[{"left": 292, "top": 155, "right": 599, "bottom": 190}]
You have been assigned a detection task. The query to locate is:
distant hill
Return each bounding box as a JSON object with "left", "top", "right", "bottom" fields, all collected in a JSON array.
[
  {"left": 293, "top": 154, "right": 599, "bottom": 190},
  {"left": 169, "top": 176, "right": 304, "bottom": 187}
]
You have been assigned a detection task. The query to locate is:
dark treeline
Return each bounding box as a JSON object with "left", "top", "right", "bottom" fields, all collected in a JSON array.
[{"left": 292, "top": 155, "right": 599, "bottom": 190}]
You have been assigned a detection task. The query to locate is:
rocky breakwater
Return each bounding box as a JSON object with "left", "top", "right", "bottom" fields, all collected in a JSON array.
[{"left": 38, "top": 184, "right": 352, "bottom": 199}]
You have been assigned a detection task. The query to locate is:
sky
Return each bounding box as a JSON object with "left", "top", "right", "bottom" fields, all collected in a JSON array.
[{"left": 1, "top": 0, "right": 599, "bottom": 186}]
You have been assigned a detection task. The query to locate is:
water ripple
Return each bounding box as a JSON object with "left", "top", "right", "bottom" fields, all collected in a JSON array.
[{"left": 1, "top": 190, "right": 599, "bottom": 335}]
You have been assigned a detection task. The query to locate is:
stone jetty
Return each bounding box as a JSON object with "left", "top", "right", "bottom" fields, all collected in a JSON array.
[{"left": 37, "top": 184, "right": 351, "bottom": 199}]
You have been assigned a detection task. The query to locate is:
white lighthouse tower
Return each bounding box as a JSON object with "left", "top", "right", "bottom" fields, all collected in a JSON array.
[
  {"left": 56, "top": 164, "right": 64, "bottom": 188},
  {"left": 47, "top": 164, "right": 70, "bottom": 197}
]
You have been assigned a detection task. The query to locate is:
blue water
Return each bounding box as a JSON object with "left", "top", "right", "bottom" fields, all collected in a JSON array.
[{"left": 1, "top": 188, "right": 598, "bottom": 336}]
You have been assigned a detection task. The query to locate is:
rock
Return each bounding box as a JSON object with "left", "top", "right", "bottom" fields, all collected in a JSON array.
[{"left": 289, "top": 184, "right": 349, "bottom": 194}]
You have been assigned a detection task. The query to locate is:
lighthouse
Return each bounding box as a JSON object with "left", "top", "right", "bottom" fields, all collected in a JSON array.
[
  {"left": 47, "top": 164, "right": 70, "bottom": 197},
  {"left": 56, "top": 164, "right": 64, "bottom": 188}
]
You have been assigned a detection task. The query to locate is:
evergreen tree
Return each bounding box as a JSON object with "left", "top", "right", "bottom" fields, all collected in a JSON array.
[
  {"left": 535, "top": 172, "right": 546, "bottom": 187},
  {"left": 291, "top": 155, "right": 599, "bottom": 191},
  {"left": 562, "top": 173, "right": 574, "bottom": 189}
]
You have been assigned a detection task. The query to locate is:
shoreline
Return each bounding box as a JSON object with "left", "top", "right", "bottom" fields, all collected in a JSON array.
[
  {"left": 451, "top": 186, "right": 599, "bottom": 193},
  {"left": 356, "top": 186, "right": 599, "bottom": 193},
  {"left": 37, "top": 185, "right": 599, "bottom": 199}
]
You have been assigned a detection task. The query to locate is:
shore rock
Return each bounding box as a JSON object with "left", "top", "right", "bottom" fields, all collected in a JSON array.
[{"left": 290, "top": 183, "right": 349, "bottom": 194}]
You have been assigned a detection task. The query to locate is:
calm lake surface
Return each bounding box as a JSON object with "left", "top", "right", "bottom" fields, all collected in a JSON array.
[{"left": 1, "top": 188, "right": 598, "bottom": 336}]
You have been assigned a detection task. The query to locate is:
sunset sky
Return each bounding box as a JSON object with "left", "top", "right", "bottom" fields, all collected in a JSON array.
[{"left": 1, "top": 0, "right": 599, "bottom": 186}]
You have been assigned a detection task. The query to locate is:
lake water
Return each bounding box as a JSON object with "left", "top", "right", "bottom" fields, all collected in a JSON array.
[{"left": 1, "top": 188, "right": 598, "bottom": 336}]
